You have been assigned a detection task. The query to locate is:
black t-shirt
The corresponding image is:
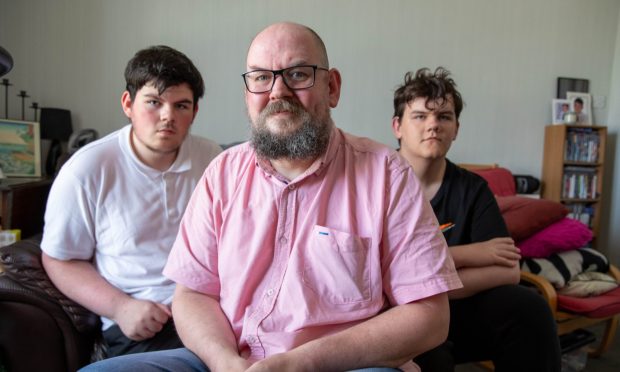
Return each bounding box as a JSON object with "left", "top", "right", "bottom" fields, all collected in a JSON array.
[{"left": 430, "top": 160, "right": 509, "bottom": 246}]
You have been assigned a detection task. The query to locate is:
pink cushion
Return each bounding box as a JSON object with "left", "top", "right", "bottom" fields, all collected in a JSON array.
[
  {"left": 558, "top": 286, "right": 620, "bottom": 318},
  {"left": 497, "top": 196, "right": 568, "bottom": 242},
  {"left": 517, "top": 218, "right": 592, "bottom": 258},
  {"left": 472, "top": 167, "right": 516, "bottom": 196}
]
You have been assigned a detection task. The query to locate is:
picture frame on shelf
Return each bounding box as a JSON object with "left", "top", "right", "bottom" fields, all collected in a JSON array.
[
  {"left": 552, "top": 98, "right": 571, "bottom": 124},
  {"left": 557, "top": 77, "right": 589, "bottom": 99},
  {"left": 0, "top": 118, "right": 42, "bottom": 177},
  {"left": 566, "top": 92, "right": 592, "bottom": 125}
]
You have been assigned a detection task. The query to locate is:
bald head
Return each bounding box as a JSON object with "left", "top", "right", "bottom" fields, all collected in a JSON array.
[
  {"left": 247, "top": 22, "right": 329, "bottom": 69},
  {"left": 244, "top": 22, "right": 342, "bottom": 162}
]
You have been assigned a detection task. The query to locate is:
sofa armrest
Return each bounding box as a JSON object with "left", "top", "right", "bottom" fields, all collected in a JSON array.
[
  {"left": 0, "top": 238, "right": 104, "bottom": 371},
  {"left": 0, "top": 237, "right": 100, "bottom": 332}
]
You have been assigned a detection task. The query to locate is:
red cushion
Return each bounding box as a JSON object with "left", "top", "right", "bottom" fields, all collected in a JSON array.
[
  {"left": 558, "top": 286, "right": 620, "bottom": 318},
  {"left": 497, "top": 196, "right": 568, "bottom": 242},
  {"left": 472, "top": 167, "right": 516, "bottom": 196}
]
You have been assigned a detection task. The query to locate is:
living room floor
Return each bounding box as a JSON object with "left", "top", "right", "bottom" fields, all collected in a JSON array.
[{"left": 455, "top": 323, "right": 620, "bottom": 372}]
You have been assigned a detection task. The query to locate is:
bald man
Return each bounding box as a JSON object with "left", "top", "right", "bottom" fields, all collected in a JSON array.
[{"left": 82, "top": 22, "right": 461, "bottom": 372}]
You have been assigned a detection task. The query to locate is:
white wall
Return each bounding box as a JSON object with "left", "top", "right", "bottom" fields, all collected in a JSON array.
[
  {"left": 1, "top": 0, "right": 619, "bottom": 260},
  {"left": 602, "top": 5, "right": 620, "bottom": 265}
]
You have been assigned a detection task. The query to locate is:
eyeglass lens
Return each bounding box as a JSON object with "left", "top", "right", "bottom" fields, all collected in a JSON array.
[{"left": 244, "top": 66, "right": 316, "bottom": 93}]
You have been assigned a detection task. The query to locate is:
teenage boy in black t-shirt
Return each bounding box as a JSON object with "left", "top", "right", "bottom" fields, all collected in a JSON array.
[{"left": 391, "top": 67, "right": 561, "bottom": 372}]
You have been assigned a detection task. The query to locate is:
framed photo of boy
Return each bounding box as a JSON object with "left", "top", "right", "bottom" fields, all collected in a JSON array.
[
  {"left": 552, "top": 99, "right": 571, "bottom": 124},
  {"left": 0, "top": 119, "right": 42, "bottom": 177},
  {"left": 566, "top": 92, "right": 592, "bottom": 125}
]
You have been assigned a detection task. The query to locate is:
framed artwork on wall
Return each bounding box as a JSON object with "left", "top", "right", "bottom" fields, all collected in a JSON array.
[
  {"left": 566, "top": 92, "right": 592, "bottom": 125},
  {"left": 0, "top": 118, "right": 42, "bottom": 177},
  {"left": 557, "top": 77, "right": 589, "bottom": 99}
]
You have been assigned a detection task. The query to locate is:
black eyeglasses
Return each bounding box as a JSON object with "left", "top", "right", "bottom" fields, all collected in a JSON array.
[{"left": 242, "top": 65, "right": 329, "bottom": 93}]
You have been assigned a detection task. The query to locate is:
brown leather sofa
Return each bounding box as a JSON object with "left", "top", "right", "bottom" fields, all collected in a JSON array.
[{"left": 0, "top": 236, "right": 102, "bottom": 372}]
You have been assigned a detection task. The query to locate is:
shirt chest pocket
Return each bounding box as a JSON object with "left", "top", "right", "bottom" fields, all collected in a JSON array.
[{"left": 302, "top": 225, "right": 372, "bottom": 305}]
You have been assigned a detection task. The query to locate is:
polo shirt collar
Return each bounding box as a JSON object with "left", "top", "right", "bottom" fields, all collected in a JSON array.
[
  {"left": 167, "top": 136, "right": 192, "bottom": 174},
  {"left": 120, "top": 124, "right": 192, "bottom": 179}
]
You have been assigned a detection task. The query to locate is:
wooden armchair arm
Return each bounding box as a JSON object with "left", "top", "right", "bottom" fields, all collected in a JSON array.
[
  {"left": 520, "top": 264, "right": 619, "bottom": 319},
  {"left": 520, "top": 271, "right": 558, "bottom": 317},
  {"left": 609, "top": 264, "right": 620, "bottom": 282}
]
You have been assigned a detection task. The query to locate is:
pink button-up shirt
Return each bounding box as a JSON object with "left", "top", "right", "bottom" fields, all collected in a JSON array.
[{"left": 164, "top": 127, "right": 461, "bottom": 366}]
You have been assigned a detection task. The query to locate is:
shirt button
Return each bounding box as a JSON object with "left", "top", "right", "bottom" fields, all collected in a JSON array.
[
  {"left": 267, "top": 289, "right": 275, "bottom": 296},
  {"left": 279, "top": 236, "right": 288, "bottom": 244},
  {"left": 288, "top": 184, "right": 295, "bottom": 190},
  {"left": 247, "top": 336, "right": 255, "bottom": 344}
]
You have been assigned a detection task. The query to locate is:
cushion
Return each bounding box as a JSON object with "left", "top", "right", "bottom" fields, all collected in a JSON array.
[
  {"left": 521, "top": 247, "right": 609, "bottom": 288},
  {"left": 558, "top": 272, "right": 619, "bottom": 297},
  {"left": 496, "top": 196, "right": 568, "bottom": 242},
  {"left": 558, "top": 286, "right": 620, "bottom": 318},
  {"left": 517, "top": 218, "right": 592, "bottom": 258},
  {"left": 472, "top": 167, "right": 516, "bottom": 197}
]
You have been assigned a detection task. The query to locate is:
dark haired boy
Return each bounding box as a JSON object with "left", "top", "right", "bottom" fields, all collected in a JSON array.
[
  {"left": 392, "top": 67, "right": 561, "bottom": 371},
  {"left": 41, "top": 45, "right": 221, "bottom": 357},
  {"left": 573, "top": 97, "right": 589, "bottom": 124}
]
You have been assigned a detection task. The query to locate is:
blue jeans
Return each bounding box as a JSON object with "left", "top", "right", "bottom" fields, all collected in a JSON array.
[{"left": 80, "top": 347, "right": 402, "bottom": 372}]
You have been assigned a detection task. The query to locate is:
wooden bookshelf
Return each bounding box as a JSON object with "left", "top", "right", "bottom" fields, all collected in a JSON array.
[{"left": 541, "top": 124, "right": 606, "bottom": 239}]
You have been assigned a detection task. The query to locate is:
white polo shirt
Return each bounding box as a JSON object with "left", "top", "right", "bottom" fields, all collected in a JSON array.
[{"left": 41, "top": 124, "right": 222, "bottom": 329}]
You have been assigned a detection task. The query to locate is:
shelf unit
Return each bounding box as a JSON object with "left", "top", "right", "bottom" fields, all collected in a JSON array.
[
  {"left": 541, "top": 124, "right": 606, "bottom": 239},
  {"left": 0, "top": 177, "right": 53, "bottom": 238}
]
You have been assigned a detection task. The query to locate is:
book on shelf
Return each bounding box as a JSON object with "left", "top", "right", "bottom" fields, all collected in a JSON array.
[
  {"left": 562, "top": 167, "right": 598, "bottom": 199},
  {"left": 564, "top": 128, "right": 600, "bottom": 163},
  {"left": 565, "top": 203, "right": 595, "bottom": 228}
]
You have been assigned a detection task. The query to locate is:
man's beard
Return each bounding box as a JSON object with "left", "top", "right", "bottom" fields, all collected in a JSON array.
[{"left": 250, "top": 100, "right": 331, "bottom": 160}]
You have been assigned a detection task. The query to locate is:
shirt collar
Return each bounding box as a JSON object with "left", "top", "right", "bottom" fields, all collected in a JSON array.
[
  {"left": 120, "top": 124, "right": 192, "bottom": 178},
  {"left": 167, "top": 137, "right": 192, "bottom": 173}
]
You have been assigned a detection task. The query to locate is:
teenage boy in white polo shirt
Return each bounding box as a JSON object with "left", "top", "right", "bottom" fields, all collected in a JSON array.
[{"left": 41, "top": 45, "right": 221, "bottom": 357}]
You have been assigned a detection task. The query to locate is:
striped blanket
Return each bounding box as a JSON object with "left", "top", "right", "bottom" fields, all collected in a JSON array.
[{"left": 521, "top": 248, "right": 610, "bottom": 289}]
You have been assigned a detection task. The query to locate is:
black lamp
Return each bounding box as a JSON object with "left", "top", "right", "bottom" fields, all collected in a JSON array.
[
  {"left": 0, "top": 46, "right": 13, "bottom": 77},
  {"left": 1, "top": 46, "right": 13, "bottom": 120},
  {"left": 40, "top": 107, "right": 73, "bottom": 176}
]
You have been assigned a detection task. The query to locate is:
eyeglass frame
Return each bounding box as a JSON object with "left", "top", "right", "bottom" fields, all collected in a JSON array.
[{"left": 241, "top": 65, "right": 330, "bottom": 93}]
